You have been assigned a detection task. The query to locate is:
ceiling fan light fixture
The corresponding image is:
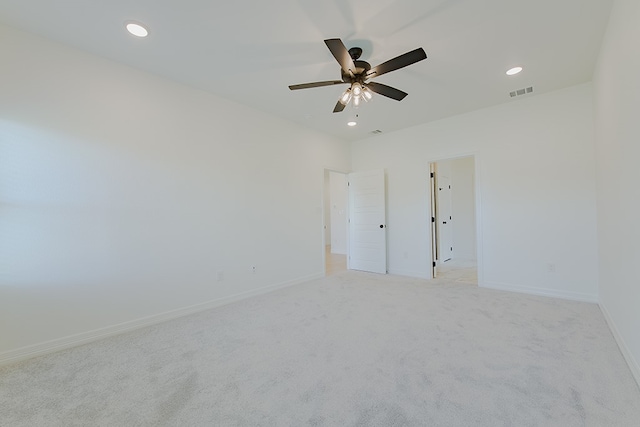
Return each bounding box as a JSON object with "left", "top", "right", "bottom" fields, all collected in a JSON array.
[
  {"left": 339, "top": 88, "right": 352, "bottom": 105},
  {"left": 352, "top": 83, "right": 363, "bottom": 97},
  {"left": 353, "top": 95, "right": 361, "bottom": 107},
  {"left": 362, "top": 86, "right": 373, "bottom": 101}
]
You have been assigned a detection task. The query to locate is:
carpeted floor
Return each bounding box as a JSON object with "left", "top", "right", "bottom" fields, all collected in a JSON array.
[
  {"left": 436, "top": 259, "right": 478, "bottom": 285},
  {"left": 1, "top": 271, "right": 639, "bottom": 426}
]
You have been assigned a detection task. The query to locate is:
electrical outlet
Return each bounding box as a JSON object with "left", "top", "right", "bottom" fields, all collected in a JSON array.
[
  {"left": 251, "top": 266, "right": 256, "bottom": 274},
  {"left": 547, "top": 263, "right": 556, "bottom": 273},
  {"left": 217, "top": 271, "right": 224, "bottom": 282}
]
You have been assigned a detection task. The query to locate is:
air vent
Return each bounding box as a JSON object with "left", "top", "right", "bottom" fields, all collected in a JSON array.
[
  {"left": 370, "top": 130, "right": 383, "bottom": 135},
  {"left": 510, "top": 86, "right": 534, "bottom": 98}
]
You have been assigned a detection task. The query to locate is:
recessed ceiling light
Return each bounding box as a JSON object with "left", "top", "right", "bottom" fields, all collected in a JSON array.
[
  {"left": 125, "top": 22, "right": 148, "bottom": 38},
  {"left": 347, "top": 121, "right": 357, "bottom": 127},
  {"left": 506, "top": 66, "right": 523, "bottom": 76}
]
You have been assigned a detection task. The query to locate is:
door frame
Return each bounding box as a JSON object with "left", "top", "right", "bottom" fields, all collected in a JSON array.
[
  {"left": 429, "top": 163, "right": 438, "bottom": 278},
  {"left": 427, "top": 153, "right": 483, "bottom": 284}
]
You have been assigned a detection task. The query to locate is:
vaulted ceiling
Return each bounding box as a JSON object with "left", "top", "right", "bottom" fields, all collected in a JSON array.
[{"left": 0, "top": 0, "right": 613, "bottom": 141}]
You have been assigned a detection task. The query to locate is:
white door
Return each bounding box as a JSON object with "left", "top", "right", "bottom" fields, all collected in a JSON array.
[
  {"left": 348, "top": 170, "right": 387, "bottom": 274},
  {"left": 437, "top": 175, "right": 453, "bottom": 263}
]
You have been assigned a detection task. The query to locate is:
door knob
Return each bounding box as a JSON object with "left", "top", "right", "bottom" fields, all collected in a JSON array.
[{"left": 379, "top": 225, "right": 384, "bottom": 228}]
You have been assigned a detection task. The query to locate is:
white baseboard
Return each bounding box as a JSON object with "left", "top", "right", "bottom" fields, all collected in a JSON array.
[
  {"left": 387, "top": 269, "right": 432, "bottom": 280},
  {"left": 599, "top": 303, "right": 640, "bottom": 389},
  {"left": 480, "top": 280, "right": 598, "bottom": 303},
  {"left": 0, "top": 273, "right": 323, "bottom": 367}
]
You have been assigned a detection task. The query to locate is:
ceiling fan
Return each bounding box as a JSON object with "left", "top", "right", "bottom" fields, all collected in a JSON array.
[{"left": 288, "top": 38, "right": 427, "bottom": 113}]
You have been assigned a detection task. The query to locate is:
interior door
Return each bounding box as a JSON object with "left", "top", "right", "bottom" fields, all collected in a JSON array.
[
  {"left": 348, "top": 169, "right": 387, "bottom": 274},
  {"left": 437, "top": 175, "right": 453, "bottom": 263}
]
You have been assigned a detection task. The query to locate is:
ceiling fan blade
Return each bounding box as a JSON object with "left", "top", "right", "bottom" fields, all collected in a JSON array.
[
  {"left": 366, "top": 82, "right": 408, "bottom": 101},
  {"left": 289, "top": 80, "right": 347, "bottom": 90},
  {"left": 324, "top": 38, "right": 356, "bottom": 77},
  {"left": 366, "top": 48, "right": 427, "bottom": 79},
  {"left": 333, "top": 101, "right": 346, "bottom": 113}
]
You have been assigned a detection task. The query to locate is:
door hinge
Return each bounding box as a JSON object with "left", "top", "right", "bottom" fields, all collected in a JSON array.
[
  {"left": 430, "top": 172, "right": 434, "bottom": 178},
  {"left": 449, "top": 185, "right": 451, "bottom": 189},
  {"left": 433, "top": 261, "right": 436, "bottom": 267},
  {"left": 450, "top": 216, "right": 452, "bottom": 220},
  {"left": 450, "top": 247, "right": 453, "bottom": 251},
  {"left": 431, "top": 217, "right": 435, "bottom": 223}
]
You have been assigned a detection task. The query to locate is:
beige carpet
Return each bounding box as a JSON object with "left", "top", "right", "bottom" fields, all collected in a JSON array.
[
  {"left": 1, "top": 271, "right": 639, "bottom": 426},
  {"left": 436, "top": 258, "right": 478, "bottom": 284},
  {"left": 325, "top": 245, "right": 347, "bottom": 276}
]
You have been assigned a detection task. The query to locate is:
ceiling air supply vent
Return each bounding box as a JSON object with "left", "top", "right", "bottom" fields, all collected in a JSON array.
[
  {"left": 370, "top": 130, "right": 383, "bottom": 135},
  {"left": 510, "top": 86, "right": 534, "bottom": 98}
]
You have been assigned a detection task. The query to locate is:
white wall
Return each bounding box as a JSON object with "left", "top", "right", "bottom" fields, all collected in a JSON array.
[
  {"left": 593, "top": 0, "right": 640, "bottom": 384},
  {"left": 0, "top": 25, "right": 350, "bottom": 359},
  {"left": 329, "top": 172, "right": 347, "bottom": 254},
  {"left": 352, "top": 84, "right": 599, "bottom": 301},
  {"left": 450, "top": 157, "right": 476, "bottom": 260}
]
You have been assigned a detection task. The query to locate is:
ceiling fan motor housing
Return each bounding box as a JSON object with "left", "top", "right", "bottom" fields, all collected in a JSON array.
[
  {"left": 341, "top": 58, "right": 371, "bottom": 83},
  {"left": 348, "top": 47, "right": 363, "bottom": 60}
]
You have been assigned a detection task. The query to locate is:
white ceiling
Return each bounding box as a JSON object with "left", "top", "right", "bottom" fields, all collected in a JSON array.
[{"left": 0, "top": 0, "right": 613, "bottom": 141}]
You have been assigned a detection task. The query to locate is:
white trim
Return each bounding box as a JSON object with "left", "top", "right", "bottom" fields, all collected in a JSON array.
[
  {"left": 599, "top": 303, "right": 640, "bottom": 389},
  {"left": 0, "top": 273, "right": 323, "bottom": 367},
  {"left": 481, "top": 280, "right": 598, "bottom": 303}
]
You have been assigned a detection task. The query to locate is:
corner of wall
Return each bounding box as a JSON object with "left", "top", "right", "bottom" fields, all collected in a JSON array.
[{"left": 599, "top": 302, "right": 640, "bottom": 389}]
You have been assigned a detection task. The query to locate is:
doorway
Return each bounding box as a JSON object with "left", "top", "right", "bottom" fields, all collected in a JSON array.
[
  {"left": 324, "top": 170, "right": 348, "bottom": 275},
  {"left": 430, "top": 156, "right": 478, "bottom": 284}
]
